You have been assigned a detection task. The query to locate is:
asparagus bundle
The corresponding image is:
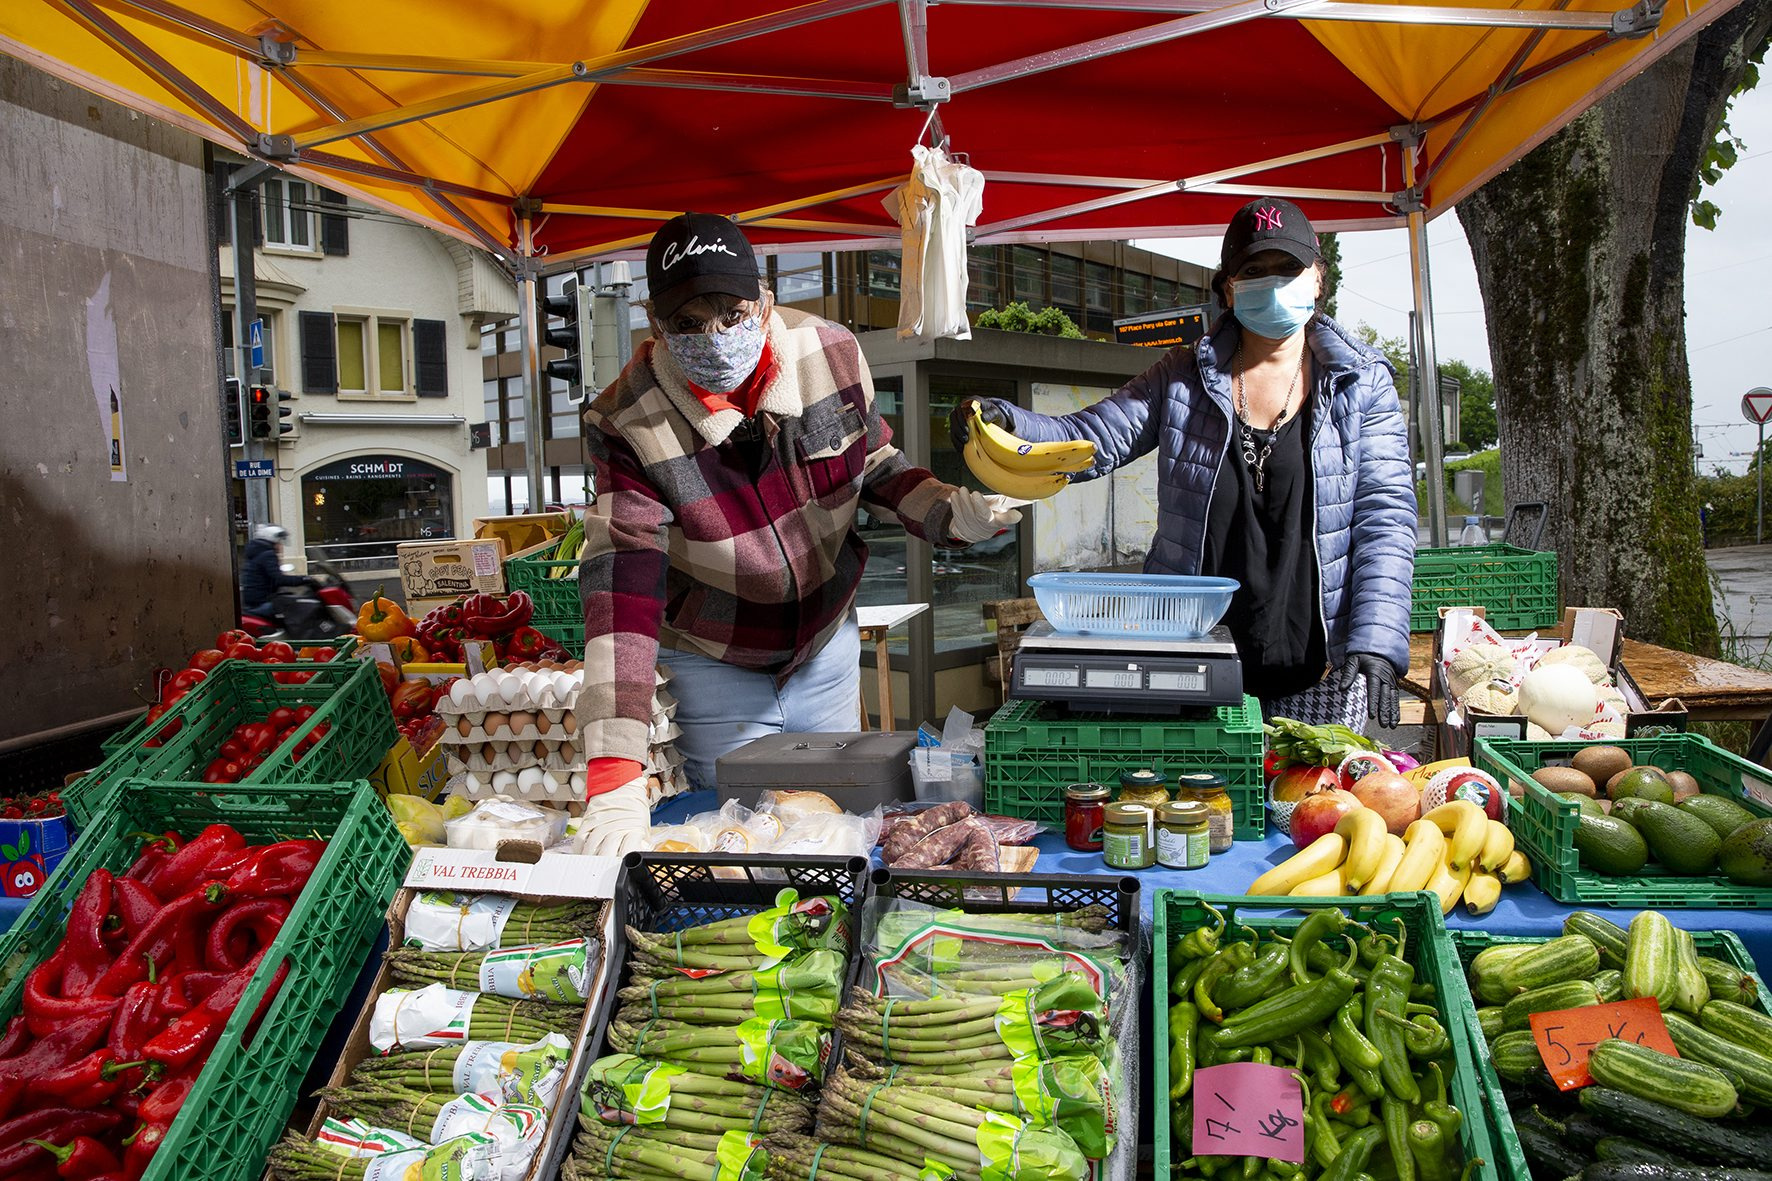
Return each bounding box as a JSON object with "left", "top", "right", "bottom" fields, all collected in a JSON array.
[
  {"left": 371, "top": 988, "right": 568, "bottom": 1048},
  {"left": 322, "top": 1084, "right": 548, "bottom": 1143},
  {"left": 582, "top": 1055, "right": 815, "bottom": 1130},
  {"left": 385, "top": 937, "right": 596, "bottom": 1004},
  {"left": 818, "top": 1076, "right": 1088, "bottom": 1181},
  {"left": 626, "top": 926, "right": 772, "bottom": 974},
  {"left": 577, "top": 1090, "right": 812, "bottom": 1136},
  {"left": 569, "top": 1121, "right": 768, "bottom": 1181},
  {"left": 350, "top": 1036, "right": 569, "bottom": 1105},
  {"left": 404, "top": 894, "right": 606, "bottom": 951},
  {"left": 606, "top": 1015, "right": 829, "bottom": 1092},
  {"left": 266, "top": 1133, "right": 497, "bottom": 1181},
  {"left": 763, "top": 1133, "right": 929, "bottom": 1181},
  {"left": 614, "top": 947, "right": 845, "bottom": 1025}
]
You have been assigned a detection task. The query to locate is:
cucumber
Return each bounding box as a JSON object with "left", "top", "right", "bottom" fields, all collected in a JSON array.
[
  {"left": 1592, "top": 1137, "right": 1688, "bottom": 1166},
  {"left": 1469, "top": 943, "right": 1537, "bottom": 1004},
  {"left": 1579, "top": 1086, "right": 1772, "bottom": 1166},
  {"left": 1595, "top": 969, "right": 1624, "bottom": 1003},
  {"left": 1515, "top": 1109, "right": 1590, "bottom": 1179},
  {"left": 1580, "top": 1167, "right": 1772, "bottom": 1181},
  {"left": 1698, "top": 956, "right": 1759, "bottom": 1007},
  {"left": 1496, "top": 934, "right": 1602, "bottom": 996},
  {"left": 1670, "top": 1006, "right": 1762, "bottom": 1092},
  {"left": 1587, "top": 1038, "right": 1738, "bottom": 1118},
  {"left": 1559, "top": 1112, "right": 1613, "bottom": 1154},
  {"left": 1624, "top": 912, "right": 1680, "bottom": 1011},
  {"left": 1504, "top": 978, "right": 1604, "bottom": 1030},
  {"left": 1671, "top": 929, "right": 1711, "bottom": 1017},
  {"left": 1699, "top": 999, "right": 1772, "bottom": 1057},
  {"left": 1475, "top": 1005, "right": 1505, "bottom": 1041},
  {"left": 1565, "top": 910, "right": 1631, "bottom": 969},
  {"left": 1492, "top": 1029, "right": 1545, "bottom": 1082}
]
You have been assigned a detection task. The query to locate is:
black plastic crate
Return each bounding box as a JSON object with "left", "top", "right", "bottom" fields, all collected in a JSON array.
[{"left": 867, "top": 867, "right": 1141, "bottom": 932}]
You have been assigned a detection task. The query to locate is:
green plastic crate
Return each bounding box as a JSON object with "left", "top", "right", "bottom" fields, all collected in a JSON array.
[
  {"left": 1473, "top": 733, "right": 1772, "bottom": 907},
  {"left": 533, "top": 618, "right": 585, "bottom": 660},
  {"left": 0, "top": 779, "right": 407, "bottom": 1181},
  {"left": 1151, "top": 890, "right": 1501, "bottom": 1180},
  {"left": 69, "top": 658, "right": 396, "bottom": 825},
  {"left": 1446, "top": 923, "right": 1771, "bottom": 1181},
  {"left": 99, "top": 638, "right": 363, "bottom": 757},
  {"left": 1410, "top": 543, "right": 1558, "bottom": 633},
  {"left": 505, "top": 548, "right": 583, "bottom": 627},
  {"left": 984, "top": 695, "right": 1266, "bottom": 838}
]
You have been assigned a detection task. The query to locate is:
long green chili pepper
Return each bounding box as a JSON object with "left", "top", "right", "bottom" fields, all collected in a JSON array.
[
  {"left": 1267, "top": 1160, "right": 1304, "bottom": 1179},
  {"left": 1407, "top": 1120, "right": 1449, "bottom": 1181},
  {"left": 1422, "top": 1062, "right": 1462, "bottom": 1142},
  {"left": 1298, "top": 1028, "right": 1341, "bottom": 1092},
  {"left": 1288, "top": 908, "right": 1351, "bottom": 985},
  {"left": 1243, "top": 1153, "right": 1263, "bottom": 1180},
  {"left": 1217, "top": 938, "right": 1360, "bottom": 1049},
  {"left": 1363, "top": 920, "right": 1419, "bottom": 1104},
  {"left": 1377, "top": 1010, "right": 1450, "bottom": 1059},
  {"left": 1196, "top": 943, "right": 1256, "bottom": 1024},
  {"left": 1345, "top": 1056, "right": 1385, "bottom": 1101},
  {"left": 1358, "top": 931, "right": 1396, "bottom": 969},
  {"left": 1173, "top": 952, "right": 1212, "bottom": 999},
  {"left": 1322, "top": 1124, "right": 1384, "bottom": 1181},
  {"left": 1177, "top": 904, "right": 1227, "bottom": 960},
  {"left": 1218, "top": 939, "right": 1293, "bottom": 1010},
  {"left": 1409, "top": 983, "right": 1438, "bottom": 1006},
  {"left": 1380, "top": 1092, "right": 1417, "bottom": 1181},
  {"left": 1331, "top": 999, "right": 1384, "bottom": 1072},
  {"left": 1309, "top": 1091, "right": 1343, "bottom": 1170},
  {"left": 1169, "top": 1001, "right": 1199, "bottom": 1100}
]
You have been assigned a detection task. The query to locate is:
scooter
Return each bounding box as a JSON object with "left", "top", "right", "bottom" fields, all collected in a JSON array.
[{"left": 241, "top": 560, "right": 358, "bottom": 642}]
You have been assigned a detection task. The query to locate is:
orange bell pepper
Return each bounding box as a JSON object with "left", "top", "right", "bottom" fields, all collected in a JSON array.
[
  {"left": 388, "top": 635, "right": 430, "bottom": 664},
  {"left": 356, "top": 587, "right": 414, "bottom": 642}
]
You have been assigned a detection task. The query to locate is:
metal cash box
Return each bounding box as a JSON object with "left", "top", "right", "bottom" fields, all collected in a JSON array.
[{"left": 715, "top": 731, "right": 917, "bottom": 810}]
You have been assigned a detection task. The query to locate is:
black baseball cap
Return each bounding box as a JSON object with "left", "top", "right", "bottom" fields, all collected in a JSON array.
[
  {"left": 646, "top": 212, "right": 761, "bottom": 320},
  {"left": 1217, "top": 197, "right": 1320, "bottom": 283}
]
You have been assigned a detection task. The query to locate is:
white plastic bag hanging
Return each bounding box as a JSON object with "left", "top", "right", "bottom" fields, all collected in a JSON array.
[{"left": 885, "top": 143, "right": 984, "bottom": 342}]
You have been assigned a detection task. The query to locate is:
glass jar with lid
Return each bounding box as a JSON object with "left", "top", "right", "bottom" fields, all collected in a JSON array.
[
  {"left": 1118, "top": 768, "right": 1170, "bottom": 809},
  {"left": 1156, "top": 800, "right": 1211, "bottom": 869},
  {"left": 1101, "top": 803, "right": 1155, "bottom": 870},
  {"left": 1173, "top": 771, "right": 1234, "bottom": 853},
  {"left": 1064, "top": 784, "right": 1112, "bottom": 852}
]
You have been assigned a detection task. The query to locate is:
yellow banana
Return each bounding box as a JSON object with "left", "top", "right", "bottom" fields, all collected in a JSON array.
[
  {"left": 1463, "top": 871, "right": 1503, "bottom": 916},
  {"left": 1359, "top": 834, "right": 1408, "bottom": 896},
  {"left": 971, "top": 410, "right": 1095, "bottom": 474},
  {"left": 1290, "top": 865, "right": 1350, "bottom": 898},
  {"left": 1336, "top": 808, "right": 1388, "bottom": 892},
  {"left": 962, "top": 436, "right": 1072, "bottom": 499},
  {"left": 1497, "top": 849, "right": 1533, "bottom": 885},
  {"left": 1424, "top": 800, "right": 1488, "bottom": 873},
  {"left": 1478, "top": 819, "right": 1515, "bottom": 874},
  {"left": 1387, "top": 819, "right": 1446, "bottom": 894},
  {"left": 1429, "top": 860, "right": 1472, "bottom": 916},
  {"left": 1247, "top": 833, "right": 1347, "bottom": 896}
]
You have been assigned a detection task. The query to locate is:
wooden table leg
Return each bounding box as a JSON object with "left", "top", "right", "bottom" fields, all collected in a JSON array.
[{"left": 876, "top": 632, "right": 894, "bottom": 730}]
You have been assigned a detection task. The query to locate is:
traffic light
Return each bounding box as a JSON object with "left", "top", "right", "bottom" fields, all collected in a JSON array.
[
  {"left": 224, "top": 377, "right": 244, "bottom": 447},
  {"left": 541, "top": 276, "right": 596, "bottom": 403},
  {"left": 247, "top": 384, "right": 295, "bottom": 440}
]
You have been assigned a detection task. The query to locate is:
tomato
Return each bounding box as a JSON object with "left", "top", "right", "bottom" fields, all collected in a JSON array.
[
  {"left": 297, "top": 645, "right": 335, "bottom": 663},
  {"left": 218, "top": 738, "right": 249, "bottom": 762},
  {"left": 260, "top": 641, "right": 295, "bottom": 664},
  {"left": 165, "top": 668, "right": 208, "bottom": 695},
  {"left": 238, "top": 722, "right": 278, "bottom": 755},
  {"left": 267, "top": 707, "right": 297, "bottom": 732},
  {"left": 188, "top": 648, "right": 227, "bottom": 672},
  {"left": 216, "top": 629, "right": 251, "bottom": 650},
  {"left": 161, "top": 687, "right": 188, "bottom": 710},
  {"left": 375, "top": 662, "right": 399, "bottom": 695},
  {"left": 224, "top": 641, "right": 261, "bottom": 662},
  {"left": 293, "top": 706, "right": 316, "bottom": 724}
]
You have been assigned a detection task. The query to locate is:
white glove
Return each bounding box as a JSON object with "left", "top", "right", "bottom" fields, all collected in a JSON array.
[
  {"left": 947, "top": 486, "right": 1024, "bottom": 544},
  {"left": 572, "top": 778, "right": 653, "bottom": 858}
]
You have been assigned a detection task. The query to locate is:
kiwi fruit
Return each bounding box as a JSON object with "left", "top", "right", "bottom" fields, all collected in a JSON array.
[
  {"left": 1664, "top": 769, "right": 1702, "bottom": 802},
  {"left": 1571, "top": 745, "right": 1632, "bottom": 792},
  {"left": 1533, "top": 766, "right": 1596, "bottom": 797}
]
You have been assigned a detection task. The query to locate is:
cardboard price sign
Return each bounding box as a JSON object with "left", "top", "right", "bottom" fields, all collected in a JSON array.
[
  {"left": 1529, "top": 996, "right": 1677, "bottom": 1090},
  {"left": 1192, "top": 1063, "right": 1305, "bottom": 1163}
]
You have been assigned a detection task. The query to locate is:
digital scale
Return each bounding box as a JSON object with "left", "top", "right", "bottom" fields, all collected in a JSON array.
[{"left": 1011, "top": 621, "right": 1245, "bottom": 714}]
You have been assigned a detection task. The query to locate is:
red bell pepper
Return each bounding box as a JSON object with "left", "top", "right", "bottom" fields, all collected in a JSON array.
[
  {"left": 203, "top": 897, "right": 290, "bottom": 971},
  {"left": 141, "top": 825, "right": 245, "bottom": 902},
  {"left": 462, "top": 591, "right": 534, "bottom": 637},
  {"left": 141, "top": 954, "right": 287, "bottom": 1074},
  {"left": 58, "top": 871, "right": 113, "bottom": 995},
  {"left": 504, "top": 625, "right": 551, "bottom": 662},
  {"left": 24, "top": 1137, "right": 120, "bottom": 1181},
  {"left": 0, "top": 1113, "right": 123, "bottom": 1177},
  {"left": 211, "top": 840, "right": 325, "bottom": 902},
  {"left": 93, "top": 887, "right": 231, "bottom": 995},
  {"left": 124, "top": 835, "right": 180, "bottom": 883}
]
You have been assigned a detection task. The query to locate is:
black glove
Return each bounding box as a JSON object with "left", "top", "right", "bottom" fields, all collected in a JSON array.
[
  {"left": 1336, "top": 653, "right": 1400, "bottom": 730},
  {"left": 946, "top": 398, "right": 1014, "bottom": 453}
]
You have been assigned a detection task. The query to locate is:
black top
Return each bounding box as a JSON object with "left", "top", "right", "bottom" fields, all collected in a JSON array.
[{"left": 1202, "top": 398, "right": 1327, "bottom": 700}]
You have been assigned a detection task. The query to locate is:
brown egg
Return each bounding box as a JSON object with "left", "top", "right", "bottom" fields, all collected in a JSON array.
[
  {"left": 456, "top": 716, "right": 473, "bottom": 737},
  {"left": 535, "top": 714, "right": 554, "bottom": 735},
  {"left": 561, "top": 713, "right": 579, "bottom": 735},
  {"left": 484, "top": 711, "right": 510, "bottom": 735},
  {"left": 481, "top": 742, "right": 498, "bottom": 762},
  {"left": 534, "top": 740, "right": 549, "bottom": 759},
  {"left": 508, "top": 710, "right": 536, "bottom": 734}
]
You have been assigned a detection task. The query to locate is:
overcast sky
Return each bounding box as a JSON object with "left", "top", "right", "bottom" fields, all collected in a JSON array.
[{"left": 1137, "top": 84, "right": 1772, "bottom": 474}]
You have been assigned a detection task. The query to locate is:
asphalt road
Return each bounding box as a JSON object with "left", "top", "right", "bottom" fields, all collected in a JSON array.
[{"left": 1709, "top": 543, "right": 1772, "bottom": 652}]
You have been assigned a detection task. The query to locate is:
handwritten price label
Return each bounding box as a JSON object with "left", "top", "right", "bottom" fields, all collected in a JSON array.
[
  {"left": 1529, "top": 996, "right": 1678, "bottom": 1090},
  {"left": 1192, "top": 1063, "right": 1304, "bottom": 1163}
]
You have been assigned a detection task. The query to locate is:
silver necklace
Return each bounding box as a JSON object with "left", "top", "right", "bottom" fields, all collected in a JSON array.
[{"left": 1233, "top": 342, "right": 1305, "bottom": 493}]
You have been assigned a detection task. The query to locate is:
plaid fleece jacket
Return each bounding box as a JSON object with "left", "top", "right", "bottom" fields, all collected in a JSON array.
[{"left": 578, "top": 307, "right": 956, "bottom": 765}]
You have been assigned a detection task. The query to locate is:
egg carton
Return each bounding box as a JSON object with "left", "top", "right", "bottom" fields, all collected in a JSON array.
[
  {"left": 649, "top": 719, "right": 683, "bottom": 746},
  {"left": 444, "top": 742, "right": 583, "bottom": 775},
  {"left": 441, "top": 712, "right": 582, "bottom": 745},
  {"left": 438, "top": 667, "right": 584, "bottom": 716}
]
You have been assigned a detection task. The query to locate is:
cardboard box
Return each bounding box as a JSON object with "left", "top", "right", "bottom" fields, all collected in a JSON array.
[
  {"left": 398, "top": 538, "right": 507, "bottom": 602},
  {"left": 370, "top": 735, "right": 449, "bottom": 802},
  {"left": 473, "top": 513, "right": 572, "bottom": 558},
  {"left": 301, "top": 849, "right": 622, "bottom": 1181},
  {"left": 1433, "top": 606, "right": 1688, "bottom": 759}
]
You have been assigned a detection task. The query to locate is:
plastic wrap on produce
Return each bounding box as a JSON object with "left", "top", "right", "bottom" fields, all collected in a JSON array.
[
  {"left": 425, "top": 1095, "right": 548, "bottom": 1181},
  {"left": 369, "top": 982, "right": 482, "bottom": 1050}
]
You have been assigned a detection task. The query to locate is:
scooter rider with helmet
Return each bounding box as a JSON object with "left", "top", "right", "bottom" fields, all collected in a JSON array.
[{"left": 240, "top": 525, "right": 317, "bottom": 621}]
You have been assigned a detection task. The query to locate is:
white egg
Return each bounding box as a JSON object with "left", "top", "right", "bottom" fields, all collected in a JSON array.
[
  {"left": 552, "top": 671, "right": 577, "bottom": 700},
  {"left": 517, "top": 767, "right": 546, "bottom": 793},
  {"left": 447, "top": 680, "right": 476, "bottom": 710},
  {"left": 491, "top": 771, "right": 519, "bottom": 792},
  {"left": 498, "top": 674, "right": 526, "bottom": 708}
]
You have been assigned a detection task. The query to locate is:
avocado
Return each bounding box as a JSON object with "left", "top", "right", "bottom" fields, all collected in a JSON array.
[
  {"left": 1720, "top": 819, "right": 1772, "bottom": 887},
  {"left": 1533, "top": 766, "right": 1596, "bottom": 798},
  {"left": 1629, "top": 799, "right": 1722, "bottom": 875},
  {"left": 1559, "top": 792, "right": 1606, "bottom": 816},
  {"left": 1610, "top": 797, "right": 1652, "bottom": 829},
  {"left": 1572, "top": 813, "right": 1650, "bottom": 876},
  {"left": 1677, "top": 794, "right": 1761, "bottom": 841},
  {"left": 1571, "top": 745, "right": 1633, "bottom": 792},
  {"left": 1607, "top": 766, "right": 1675, "bottom": 804}
]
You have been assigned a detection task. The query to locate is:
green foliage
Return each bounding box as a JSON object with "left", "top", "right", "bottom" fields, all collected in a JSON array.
[
  {"left": 974, "top": 301, "right": 1085, "bottom": 339},
  {"left": 1690, "top": 35, "right": 1769, "bottom": 229},
  {"left": 1352, "top": 323, "right": 1496, "bottom": 449},
  {"left": 1415, "top": 448, "right": 1506, "bottom": 516},
  {"left": 1319, "top": 233, "right": 1343, "bottom": 320},
  {"left": 1696, "top": 459, "right": 1768, "bottom": 545}
]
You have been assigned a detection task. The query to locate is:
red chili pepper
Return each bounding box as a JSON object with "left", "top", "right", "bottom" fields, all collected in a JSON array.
[
  {"left": 22, "top": 951, "right": 122, "bottom": 1040},
  {"left": 120, "top": 1121, "right": 166, "bottom": 1181},
  {"left": 25, "top": 1137, "right": 121, "bottom": 1181},
  {"left": 136, "top": 1074, "right": 195, "bottom": 1127},
  {"left": 0, "top": 1015, "right": 113, "bottom": 1121},
  {"left": 141, "top": 825, "right": 245, "bottom": 902},
  {"left": 0, "top": 1021, "right": 26, "bottom": 1060},
  {"left": 142, "top": 954, "right": 287, "bottom": 1073},
  {"left": 158, "top": 972, "right": 230, "bottom": 1016},
  {"left": 124, "top": 835, "right": 180, "bottom": 883},
  {"left": 57, "top": 870, "right": 113, "bottom": 996},
  {"left": 211, "top": 840, "right": 325, "bottom": 902},
  {"left": 0, "top": 1113, "right": 123, "bottom": 1177},
  {"left": 108, "top": 878, "right": 161, "bottom": 946},
  {"left": 203, "top": 898, "right": 290, "bottom": 971},
  {"left": 93, "top": 887, "right": 231, "bottom": 995},
  {"left": 35, "top": 1050, "right": 148, "bottom": 1104},
  {"left": 108, "top": 980, "right": 168, "bottom": 1065}
]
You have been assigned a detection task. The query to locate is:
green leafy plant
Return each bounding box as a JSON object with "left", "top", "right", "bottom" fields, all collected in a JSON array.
[{"left": 975, "top": 301, "right": 1085, "bottom": 339}]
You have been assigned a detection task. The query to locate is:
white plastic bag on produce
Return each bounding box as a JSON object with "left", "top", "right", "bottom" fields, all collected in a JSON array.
[
  {"left": 369, "top": 983, "right": 481, "bottom": 1051},
  {"left": 404, "top": 892, "right": 522, "bottom": 952},
  {"left": 427, "top": 1095, "right": 549, "bottom": 1181},
  {"left": 359, "top": 1134, "right": 499, "bottom": 1181},
  {"left": 449, "top": 1034, "right": 574, "bottom": 1107},
  {"left": 316, "top": 1118, "right": 425, "bottom": 1157}
]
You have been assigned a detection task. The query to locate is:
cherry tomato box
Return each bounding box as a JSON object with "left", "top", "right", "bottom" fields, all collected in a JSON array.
[{"left": 0, "top": 811, "right": 71, "bottom": 899}]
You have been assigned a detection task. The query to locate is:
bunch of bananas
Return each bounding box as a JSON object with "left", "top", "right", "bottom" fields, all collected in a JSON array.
[
  {"left": 960, "top": 408, "right": 1094, "bottom": 499},
  {"left": 1246, "top": 801, "right": 1533, "bottom": 917}
]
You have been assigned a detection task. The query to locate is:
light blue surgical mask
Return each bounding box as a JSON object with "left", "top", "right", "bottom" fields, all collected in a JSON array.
[
  {"left": 662, "top": 315, "right": 768, "bottom": 393},
  {"left": 1230, "top": 270, "right": 1317, "bottom": 339}
]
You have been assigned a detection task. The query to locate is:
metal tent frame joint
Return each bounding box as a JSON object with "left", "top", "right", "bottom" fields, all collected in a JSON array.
[
  {"left": 1393, "top": 185, "right": 1426, "bottom": 213},
  {"left": 893, "top": 75, "right": 951, "bottom": 109},
  {"left": 257, "top": 34, "right": 294, "bottom": 67},
  {"left": 254, "top": 133, "right": 297, "bottom": 161},
  {"left": 1611, "top": 0, "right": 1666, "bottom": 38}
]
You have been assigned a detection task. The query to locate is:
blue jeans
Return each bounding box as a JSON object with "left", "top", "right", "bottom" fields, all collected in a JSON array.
[{"left": 657, "top": 617, "right": 862, "bottom": 791}]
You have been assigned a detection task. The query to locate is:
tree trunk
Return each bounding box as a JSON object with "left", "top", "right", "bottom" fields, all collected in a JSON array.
[{"left": 1457, "top": 0, "right": 1772, "bottom": 656}]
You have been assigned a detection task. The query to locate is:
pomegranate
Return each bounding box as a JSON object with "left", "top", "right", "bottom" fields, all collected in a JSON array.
[
  {"left": 1350, "top": 770, "right": 1423, "bottom": 836},
  {"left": 1291, "top": 787, "right": 1362, "bottom": 850},
  {"left": 1269, "top": 764, "right": 1341, "bottom": 805}
]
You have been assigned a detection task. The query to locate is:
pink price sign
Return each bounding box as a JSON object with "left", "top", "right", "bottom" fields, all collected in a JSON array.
[{"left": 1191, "top": 1062, "right": 1305, "bottom": 1163}]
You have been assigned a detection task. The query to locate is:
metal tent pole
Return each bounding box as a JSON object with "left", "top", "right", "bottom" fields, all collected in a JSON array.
[
  {"left": 227, "top": 162, "right": 273, "bottom": 532},
  {"left": 1402, "top": 142, "right": 1448, "bottom": 547},
  {"left": 516, "top": 213, "right": 548, "bottom": 512}
]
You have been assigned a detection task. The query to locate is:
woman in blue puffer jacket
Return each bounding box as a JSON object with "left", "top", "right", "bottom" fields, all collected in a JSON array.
[{"left": 952, "top": 197, "right": 1416, "bottom": 731}]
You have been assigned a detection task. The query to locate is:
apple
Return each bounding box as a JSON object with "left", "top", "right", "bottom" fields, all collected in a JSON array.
[
  {"left": 1291, "top": 787, "right": 1362, "bottom": 850},
  {"left": 1350, "top": 770, "right": 1423, "bottom": 836}
]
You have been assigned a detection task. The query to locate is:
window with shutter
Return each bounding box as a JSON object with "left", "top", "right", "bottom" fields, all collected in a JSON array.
[
  {"left": 413, "top": 320, "right": 449, "bottom": 397},
  {"left": 299, "top": 311, "right": 338, "bottom": 394},
  {"left": 319, "top": 189, "right": 350, "bottom": 256}
]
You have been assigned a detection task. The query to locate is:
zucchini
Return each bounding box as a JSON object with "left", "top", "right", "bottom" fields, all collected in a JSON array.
[
  {"left": 1514, "top": 1115, "right": 1590, "bottom": 1178},
  {"left": 1699, "top": 956, "right": 1759, "bottom": 1007},
  {"left": 1469, "top": 943, "right": 1537, "bottom": 1004},
  {"left": 1579, "top": 1167, "right": 1772, "bottom": 1181},
  {"left": 1492, "top": 1029, "right": 1545, "bottom": 1082},
  {"left": 1671, "top": 929, "right": 1711, "bottom": 1017},
  {"left": 1497, "top": 934, "right": 1602, "bottom": 996},
  {"left": 1699, "top": 998, "right": 1772, "bottom": 1057},
  {"left": 1588, "top": 1038, "right": 1738, "bottom": 1118},
  {"left": 1624, "top": 912, "right": 1680, "bottom": 1010},
  {"left": 1475, "top": 1005, "right": 1505, "bottom": 1040},
  {"left": 1595, "top": 969, "right": 1624, "bottom": 1003},
  {"left": 1663, "top": 1012, "right": 1772, "bottom": 1105},
  {"left": 1503, "top": 978, "right": 1603, "bottom": 1031},
  {"left": 1558, "top": 1112, "right": 1613, "bottom": 1154},
  {"left": 1579, "top": 1087, "right": 1772, "bottom": 1166},
  {"left": 1565, "top": 910, "right": 1630, "bottom": 969},
  {"left": 1592, "top": 1137, "right": 1687, "bottom": 1166}
]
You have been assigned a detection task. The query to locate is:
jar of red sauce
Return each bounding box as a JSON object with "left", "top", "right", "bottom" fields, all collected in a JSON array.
[{"left": 1064, "top": 783, "right": 1112, "bottom": 851}]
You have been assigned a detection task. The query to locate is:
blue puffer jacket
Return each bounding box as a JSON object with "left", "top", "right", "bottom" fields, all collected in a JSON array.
[{"left": 993, "top": 313, "right": 1416, "bottom": 675}]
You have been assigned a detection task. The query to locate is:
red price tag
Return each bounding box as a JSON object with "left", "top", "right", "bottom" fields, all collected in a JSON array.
[
  {"left": 1192, "top": 1063, "right": 1304, "bottom": 1163},
  {"left": 1529, "top": 996, "right": 1677, "bottom": 1090}
]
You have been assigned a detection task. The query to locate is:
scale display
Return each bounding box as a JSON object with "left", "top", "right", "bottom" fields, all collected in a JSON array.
[
  {"left": 1149, "top": 670, "right": 1208, "bottom": 693},
  {"left": 1022, "top": 667, "right": 1080, "bottom": 688},
  {"left": 1085, "top": 667, "right": 1141, "bottom": 690}
]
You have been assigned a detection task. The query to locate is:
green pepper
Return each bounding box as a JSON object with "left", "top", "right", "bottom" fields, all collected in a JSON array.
[
  {"left": 1198, "top": 1024, "right": 1254, "bottom": 1066},
  {"left": 1267, "top": 1161, "right": 1304, "bottom": 1179},
  {"left": 1379, "top": 1093, "right": 1416, "bottom": 1181},
  {"left": 1174, "top": 1098, "right": 1194, "bottom": 1157},
  {"left": 1288, "top": 908, "right": 1351, "bottom": 985},
  {"left": 1218, "top": 938, "right": 1293, "bottom": 1010},
  {"left": 1217, "top": 939, "right": 1362, "bottom": 1049},
  {"left": 1251, "top": 1045, "right": 1274, "bottom": 1066},
  {"left": 1309, "top": 1091, "right": 1344, "bottom": 1170},
  {"left": 1168, "top": 1001, "right": 1200, "bottom": 1099},
  {"left": 1298, "top": 1028, "right": 1341, "bottom": 1092},
  {"left": 1172, "top": 953, "right": 1211, "bottom": 999},
  {"left": 1177, "top": 903, "right": 1228, "bottom": 960},
  {"left": 1409, "top": 983, "right": 1438, "bottom": 1005},
  {"left": 1345, "top": 1057, "right": 1385, "bottom": 1101},
  {"left": 1406, "top": 1120, "right": 1449, "bottom": 1181},
  {"left": 1322, "top": 1125, "right": 1385, "bottom": 1181},
  {"left": 1363, "top": 921, "right": 1419, "bottom": 1104},
  {"left": 1358, "top": 930, "right": 1396, "bottom": 968},
  {"left": 1244, "top": 1154, "right": 1263, "bottom": 1180},
  {"left": 1421, "top": 1063, "right": 1461, "bottom": 1143},
  {"left": 1331, "top": 998, "right": 1384, "bottom": 1072},
  {"left": 1377, "top": 1010, "right": 1450, "bottom": 1059},
  {"left": 1196, "top": 943, "right": 1257, "bottom": 1023}
]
